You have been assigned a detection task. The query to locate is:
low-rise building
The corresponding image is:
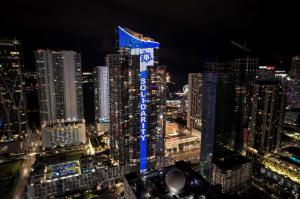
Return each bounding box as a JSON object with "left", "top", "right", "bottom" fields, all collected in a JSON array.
[
  {"left": 211, "top": 155, "right": 252, "bottom": 194},
  {"left": 27, "top": 152, "right": 131, "bottom": 199},
  {"left": 124, "top": 161, "right": 222, "bottom": 199},
  {"left": 41, "top": 120, "right": 86, "bottom": 149},
  {"left": 257, "top": 149, "right": 300, "bottom": 196},
  {"left": 27, "top": 160, "right": 97, "bottom": 199},
  {"left": 165, "top": 133, "right": 199, "bottom": 155}
]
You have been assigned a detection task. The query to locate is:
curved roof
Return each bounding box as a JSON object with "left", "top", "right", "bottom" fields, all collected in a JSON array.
[{"left": 118, "top": 26, "right": 159, "bottom": 49}]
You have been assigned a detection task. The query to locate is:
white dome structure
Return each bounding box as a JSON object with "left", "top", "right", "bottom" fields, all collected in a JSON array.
[{"left": 165, "top": 169, "right": 186, "bottom": 194}]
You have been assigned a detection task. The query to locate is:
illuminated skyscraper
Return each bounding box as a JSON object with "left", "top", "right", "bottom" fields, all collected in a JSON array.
[
  {"left": 35, "top": 50, "right": 84, "bottom": 125},
  {"left": 108, "top": 27, "right": 166, "bottom": 172},
  {"left": 248, "top": 80, "right": 284, "bottom": 154},
  {"left": 200, "top": 62, "right": 246, "bottom": 179},
  {"left": 0, "top": 38, "right": 27, "bottom": 138},
  {"left": 94, "top": 66, "right": 109, "bottom": 121},
  {"left": 187, "top": 73, "right": 203, "bottom": 131}
]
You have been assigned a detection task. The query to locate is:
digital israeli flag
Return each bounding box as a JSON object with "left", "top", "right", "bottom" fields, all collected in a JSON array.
[{"left": 118, "top": 26, "right": 159, "bottom": 173}]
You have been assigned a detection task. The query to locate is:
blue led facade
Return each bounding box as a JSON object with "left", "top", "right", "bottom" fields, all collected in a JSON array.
[
  {"left": 118, "top": 26, "right": 159, "bottom": 49},
  {"left": 118, "top": 26, "right": 159, "bottom": 173},
  {"left": 139, "top": 70, "right": 148, "bottom": 171}
]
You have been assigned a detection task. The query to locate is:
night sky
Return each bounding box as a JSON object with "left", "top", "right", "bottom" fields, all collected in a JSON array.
[{"left": 1, "top": 0, "right": 300, "bottom": 88}]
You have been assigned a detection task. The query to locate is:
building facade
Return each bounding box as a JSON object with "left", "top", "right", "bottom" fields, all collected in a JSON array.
[
  {"left": 108, "top": 27, "right": 166, "bottom": 172},
  {"left": 0, "top": 38, "right": 27, "bottom": 138},
  {"left": 94, "top": 66, "right": 109, "bottom": 121},
  {"left": 27, "top": 155, "right": 130, "bottom": 199},
  {"left": 41, "top": 121, "right": 86, "bottom": 148},
  {"left": 211, "top": 155, "right": 252, "bottom": 194},
  {"left": 187, "top": 73, "right": 203, "bottom": 131},
  {"left": 290, "top": 55, "right": 300, "bottom": 99},
  {"left": 35, "top": 50, "right": 84, "bottom": 125},
  {"left": 234, "top": 58, "right": 258, "bottom": 85},
  {"left": 248, "top": 80, "right": 284, "bottom": 154},
  {"left": 200, "top": 63, "right": 246, "bottom": 179},
  {"left": 234, "top": 58, "right": 258, "bottom": 129}
]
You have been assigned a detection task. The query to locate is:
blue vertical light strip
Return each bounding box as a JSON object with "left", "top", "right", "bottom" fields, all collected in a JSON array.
[{"left": 139, "top": 70, "right": 148, "bottom": 171}]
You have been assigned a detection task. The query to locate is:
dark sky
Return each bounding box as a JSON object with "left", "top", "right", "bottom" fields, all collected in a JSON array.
[{"left": 1, "top": 0, "right": 300, "bottom": 87}]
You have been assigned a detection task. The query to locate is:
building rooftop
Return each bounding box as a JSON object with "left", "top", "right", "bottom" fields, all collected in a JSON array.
[
  {"left": 122, "top": 27, "right": 155, "bottom": 42},
  {"left": 166, "top": 133, "right": 198, "bottom": 142},
  {"left": 118, "top": 26, "right": 159, "bottom": 49},
  {"left": 124, "top": 161, "right": 222, "bottom": 199},
  {"left": 43, "top": 120, "right": 85, "bottom": 128},
  {"left": 46, "top": 161, "right": 81, "bottom": 180},
  {"left": 28, "top": 152, "right": 100, "bottom": 184},
  {"left": 213, "top": 155, "right": 251, "bottom": 170},
  {"left": 262, "top": 153, "right": 300, "bottom": 185}
]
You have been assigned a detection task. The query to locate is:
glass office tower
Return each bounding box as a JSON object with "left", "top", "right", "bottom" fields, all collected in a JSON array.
[{"left": 200, "top": 63, "right": 246, "bottom": 179}]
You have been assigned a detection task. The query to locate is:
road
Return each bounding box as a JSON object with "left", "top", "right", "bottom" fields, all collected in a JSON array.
[
  {"left": 13, "top": 154, "right": 36, "bottom": 199},
  {"left": 12, "top": 129, "right": 39, "bottom": 199}
]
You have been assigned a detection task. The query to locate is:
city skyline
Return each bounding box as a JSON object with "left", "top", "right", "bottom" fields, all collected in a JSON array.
[{"left": 1, "top": 2, "right": 300, "bottom": 199}]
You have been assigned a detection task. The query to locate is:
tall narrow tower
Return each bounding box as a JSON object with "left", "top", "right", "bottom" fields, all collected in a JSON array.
[
  {"left": 200, "top": 62, "right": 246, "bottom": 179},
  {"left": 94, "top": 66, "right": 109, "bottom": 121},
  {"left": 0, "top": 38, "right": 27, "bottom": 138},
  {"left": 108, "top": 27, "right": 166, "bottom": 173},
  {"left": 248, "top": 80, "right": 284, "bottom": 154},
  {"left": 187, "top": 73, "right": 203, "bottom": 132}
]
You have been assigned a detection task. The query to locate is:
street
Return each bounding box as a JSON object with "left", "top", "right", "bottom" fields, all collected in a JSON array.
[{"left": 12, "top": 129, "right": 39, "bottom": 199}]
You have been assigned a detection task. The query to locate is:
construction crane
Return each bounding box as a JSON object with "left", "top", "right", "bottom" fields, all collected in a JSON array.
[{"left": 230, "top": 40, "right": 250, "bottom": 52}]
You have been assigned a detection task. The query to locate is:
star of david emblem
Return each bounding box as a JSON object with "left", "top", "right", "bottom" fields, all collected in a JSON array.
[{"left": 140, "top": 51, "right": 153, "bottom": 63}]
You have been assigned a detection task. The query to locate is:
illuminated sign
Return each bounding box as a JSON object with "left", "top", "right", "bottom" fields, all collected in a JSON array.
[
  {"left": 118, "top": 26, "right": 159, "bottom": 173},
  {"left": 259, "top": 65, "right": 275, "bottom": 70}
]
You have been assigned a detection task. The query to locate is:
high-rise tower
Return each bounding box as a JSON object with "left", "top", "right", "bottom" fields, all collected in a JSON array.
[
  {"left": 94, "top": 66, "right": 109, "bottom": 121},
  {"left": 287, "top": 56, "right": 300, "bottom": 109},
  {"left": 248, "top": 80, "right": 284, "bottom": 154},
  {"left": 108, "top": 27, "right": 166, "bottom": 172},
  {"left": 187, "top": 73, "right": 203, "bottom": 132},
  {"left": 35, "top": 50, "right": 84, "bottom": 125},
  {"left": 200, "top": 62, "right": 246, "bottom": 179},
  {"left": 0, "top": 38, "right": 27, "bottom": 138}
]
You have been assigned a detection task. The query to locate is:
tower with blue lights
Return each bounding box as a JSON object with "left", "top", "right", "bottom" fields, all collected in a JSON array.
[{"left": 108, "top": 27, "right": 166, "bottom": 173}]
